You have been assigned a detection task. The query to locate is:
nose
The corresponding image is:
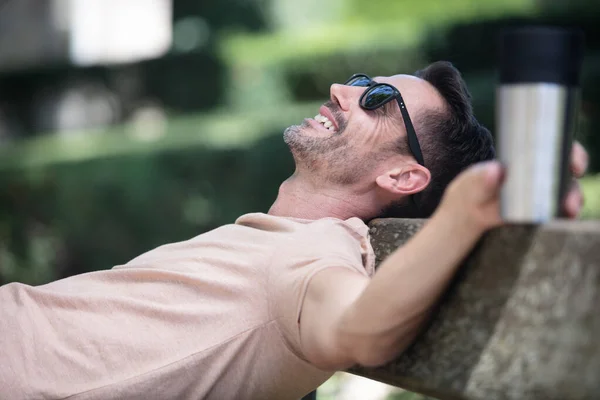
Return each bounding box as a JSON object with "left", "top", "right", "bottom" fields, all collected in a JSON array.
[{"left": 329, "top": 83, "right": 356, "bottom": 112}]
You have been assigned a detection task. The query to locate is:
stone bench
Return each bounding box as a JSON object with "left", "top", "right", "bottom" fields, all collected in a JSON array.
[{"left": 349, "top": 219, "right": 600, "bottom": 400}]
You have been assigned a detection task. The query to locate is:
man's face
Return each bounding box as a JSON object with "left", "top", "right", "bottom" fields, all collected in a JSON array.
[{"left": 284, "top": 74, "right": 444, "bottom": 186}]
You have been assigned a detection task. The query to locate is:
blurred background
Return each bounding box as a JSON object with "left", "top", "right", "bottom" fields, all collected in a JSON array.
[{"left": 0, "top": 0, "right": 598, "bottom": 399}]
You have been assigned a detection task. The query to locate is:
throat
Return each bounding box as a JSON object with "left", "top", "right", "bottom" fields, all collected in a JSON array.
[{"left": 268, "top": 177, "right": 371, "bottom": 221}]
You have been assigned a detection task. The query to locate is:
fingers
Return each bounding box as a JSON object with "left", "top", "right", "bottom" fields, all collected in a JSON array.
[
  {"left": 565, "top": 141, "right": 588, "bottom": 219},
  {"left": 563, "top": 179, "right": 584, "bottom": 219},
  {"left": 458, "top": 161, "right": 506, "bottom": 204},
  {"left": 470, "top": 161, "right": 505, "bottom": 192},
  {"left": 483, "top": 161, "right": 506, "bottom": 192},
  {"left": 570, "top": 141, "right": 589, "bottom": 179}
]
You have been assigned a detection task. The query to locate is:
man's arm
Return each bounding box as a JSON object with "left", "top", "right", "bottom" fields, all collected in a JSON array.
[
  {"left": 299, "top": 161, "right": 503, "bottom": 371},
  {"left": 300, "top": 205, "right": 485, "bottom": 370},
  {"left": 300, "top": 143, "right": 589, "bottom": 371}
]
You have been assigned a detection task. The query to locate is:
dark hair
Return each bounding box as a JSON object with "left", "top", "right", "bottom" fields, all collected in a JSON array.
[{"left": 380, "top": 61, "right": 496, "bottom": 219}]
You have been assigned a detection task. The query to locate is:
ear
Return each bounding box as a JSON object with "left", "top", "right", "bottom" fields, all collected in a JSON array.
[{"left": 375, "top": 164, "right": 431, "bottom": 196}]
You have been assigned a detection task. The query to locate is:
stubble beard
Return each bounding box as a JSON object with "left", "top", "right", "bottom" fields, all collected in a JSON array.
[{"left": 283, "top": 121, "right": 368, "bottom": 186}]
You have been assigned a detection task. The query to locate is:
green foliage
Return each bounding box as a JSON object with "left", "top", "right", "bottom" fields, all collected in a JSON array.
[
  {"left": 219, "top": 0, "right": 534, "bottom": 70},
  {"left": 346, "top": 0, "right": 533, "bottom": 24},
  {"left": 581, "top": 175, "right": 600, "bottom": 219},
  {"left": 0, "top": 102, "right": 320, "bottom": 171}
]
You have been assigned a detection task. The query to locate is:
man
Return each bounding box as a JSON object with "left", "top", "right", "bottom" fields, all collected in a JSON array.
[{"left": 0, "top": 62, "right": 588, "bottom": 399}]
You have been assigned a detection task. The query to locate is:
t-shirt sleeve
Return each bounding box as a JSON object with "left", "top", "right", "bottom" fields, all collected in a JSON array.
[{"left": 267, "top": 221, "right": 371, "bottom": 361}]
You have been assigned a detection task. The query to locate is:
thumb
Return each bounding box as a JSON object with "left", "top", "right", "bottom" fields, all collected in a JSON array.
[{"left": 461, "top": 161, "right": 506, "bottom": 204}]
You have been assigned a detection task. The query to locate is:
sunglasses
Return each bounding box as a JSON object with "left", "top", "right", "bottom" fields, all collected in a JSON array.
[{"left": 344, "top": 73, "right": 425, "bottom": 167}]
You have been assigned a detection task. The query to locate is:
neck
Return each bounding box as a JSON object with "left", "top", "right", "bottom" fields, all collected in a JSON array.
[{"left": 268, "top": 175, "right": 375, "bottom": 221}]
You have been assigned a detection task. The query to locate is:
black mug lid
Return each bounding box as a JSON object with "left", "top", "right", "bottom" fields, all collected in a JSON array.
[{"left": 498, "top": 26, "right": 585, "bottom": 85}]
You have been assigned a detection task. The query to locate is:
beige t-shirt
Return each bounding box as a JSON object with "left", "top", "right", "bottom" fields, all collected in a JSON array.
[{"left": 1, "top": 213, "right": 375, "bottom": 400}]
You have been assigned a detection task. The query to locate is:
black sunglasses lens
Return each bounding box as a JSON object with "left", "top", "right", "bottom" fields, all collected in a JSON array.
[
  {"left": 345, "top": 75, "right": 371, "bottom": 87},
  {"left": 362, "top": 85, "right": 395, "bottom": 109}
]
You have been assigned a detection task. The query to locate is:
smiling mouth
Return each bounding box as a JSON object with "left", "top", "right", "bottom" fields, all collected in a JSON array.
[{"left": 313, "top": 113, "right": 338, "bottom": 133}]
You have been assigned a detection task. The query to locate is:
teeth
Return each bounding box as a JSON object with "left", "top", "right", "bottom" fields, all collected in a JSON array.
[
  {"left": 314, "top": 113, "right": 329, "bottom": 123},
  {"left": 313, "top": 113, "right": 337, "bottom": 132}
]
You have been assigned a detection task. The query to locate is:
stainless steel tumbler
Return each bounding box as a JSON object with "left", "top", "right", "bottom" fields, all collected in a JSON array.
[{"left": 496, "top": 27, "right": 585, "bottom": 223}]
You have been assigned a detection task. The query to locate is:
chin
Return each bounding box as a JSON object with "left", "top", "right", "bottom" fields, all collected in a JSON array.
[
  {"left": 283, "top": 125, "right": 306, "bottom": 155},
  {"left": 283, "top": 124, "right": 300, "bottom": 137},
  {"left": 283, "top": 123, "right": 315, "bottom": 147}
]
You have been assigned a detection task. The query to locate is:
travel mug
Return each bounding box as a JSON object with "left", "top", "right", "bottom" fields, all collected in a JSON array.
[{"left": 496, "top": 26, "right": 585, "bottom": 223}]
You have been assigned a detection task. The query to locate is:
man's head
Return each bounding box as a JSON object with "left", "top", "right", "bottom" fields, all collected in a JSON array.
[{"left": 283, "top": 61, "right": 495, "bottom": 220}]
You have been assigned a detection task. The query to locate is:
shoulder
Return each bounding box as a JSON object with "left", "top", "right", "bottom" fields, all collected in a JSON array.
[{"left": 271, "top": 216, "right": 375, "bottom": 278}]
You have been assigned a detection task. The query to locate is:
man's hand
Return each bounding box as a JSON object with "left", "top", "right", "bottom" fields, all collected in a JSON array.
[
  {"left": 436, "top": 160, "right": 506, "bottom": 235},
  {"left": 437, "top": 140, "right": 589, "bottom": 232},
  {"left": 564, "top": 141, "right": 589, "bottom": 218}
]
